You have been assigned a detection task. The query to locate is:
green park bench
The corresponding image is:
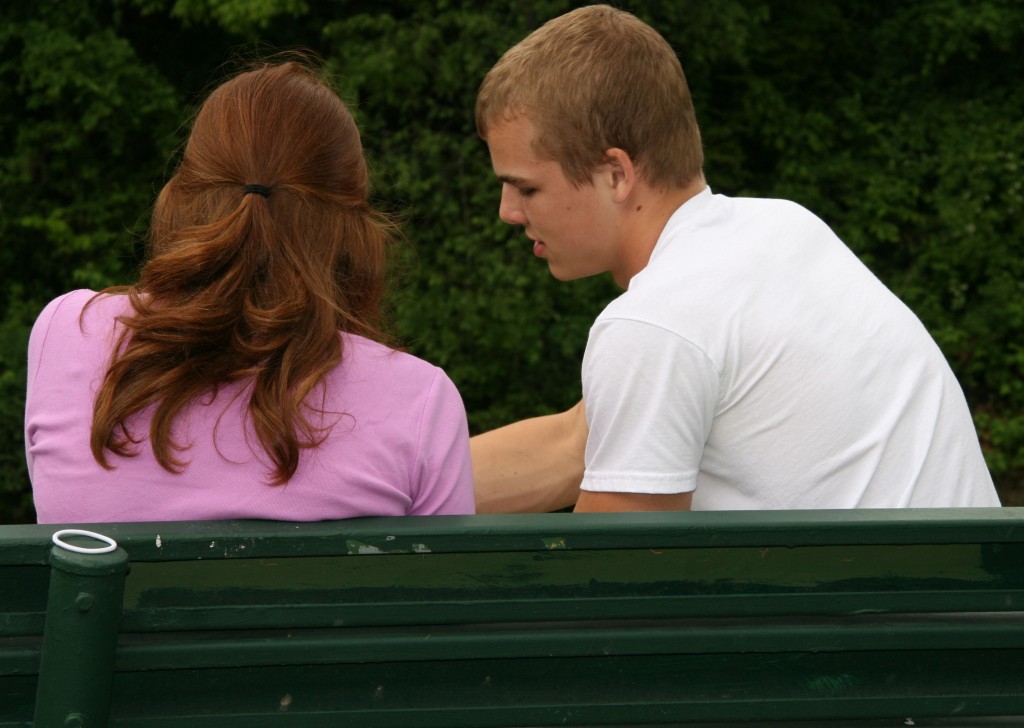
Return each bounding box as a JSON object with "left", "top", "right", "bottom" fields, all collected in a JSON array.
[{"left": 2, "top": 508, "right": 1024, "bottom": 727}]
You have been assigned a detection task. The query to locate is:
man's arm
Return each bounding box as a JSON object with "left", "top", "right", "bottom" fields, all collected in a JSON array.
[
  {"left": 575, "top": 490, "right": 692, "bottom": 512},
  {"left": 471, "top": 401, "right": 587, "bottom": 513},
  {"left": 579, "top": 317, "right": 716, "bottom": 514}
]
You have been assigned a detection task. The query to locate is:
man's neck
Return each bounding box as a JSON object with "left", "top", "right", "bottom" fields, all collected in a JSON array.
[{"left": 612, "top": 176, "right": 707, "bottom": 288}]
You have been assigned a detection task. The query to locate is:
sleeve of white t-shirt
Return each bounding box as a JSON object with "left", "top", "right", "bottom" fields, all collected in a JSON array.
[{"left": 581, "top": 317, "right": 720, "bottom": 494}]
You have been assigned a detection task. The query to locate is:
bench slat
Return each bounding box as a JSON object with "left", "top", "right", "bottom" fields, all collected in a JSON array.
[
  {"left": 109, "top": 614, "right": 1024, "bottom": 669},
  {"left": 102, "top": 649, "right": 1024, "bottom": 726}
]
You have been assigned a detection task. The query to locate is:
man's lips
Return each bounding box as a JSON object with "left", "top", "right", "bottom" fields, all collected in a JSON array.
[{"left": 532, "top": 239, "right": 547, "bottom": 257}]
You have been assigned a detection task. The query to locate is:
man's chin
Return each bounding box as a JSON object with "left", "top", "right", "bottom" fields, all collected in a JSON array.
[{"left": 548, "top": 264, "right": 599, "bottom": 282}]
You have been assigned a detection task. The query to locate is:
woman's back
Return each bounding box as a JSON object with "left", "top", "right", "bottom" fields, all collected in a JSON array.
[{"left": 27, "top": 290, "right": 473, "bottom": 523}]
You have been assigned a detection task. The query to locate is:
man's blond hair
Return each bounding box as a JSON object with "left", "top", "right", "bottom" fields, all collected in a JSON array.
[{"left": 476, "top": 4, "right": 703, "bottom": 188}]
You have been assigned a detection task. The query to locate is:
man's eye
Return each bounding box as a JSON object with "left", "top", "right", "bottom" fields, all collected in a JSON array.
[{"left": 519, "top": 187, "right": 537, "bottom": 198}]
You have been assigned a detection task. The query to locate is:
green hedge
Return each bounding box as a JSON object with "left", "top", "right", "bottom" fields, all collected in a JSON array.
[{"left": 2, "top": 0, "right": 1021, "bottom": 523}]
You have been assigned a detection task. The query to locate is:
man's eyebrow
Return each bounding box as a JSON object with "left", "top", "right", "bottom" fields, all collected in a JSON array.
[{"left": 496, "top": 174, "right": 529, "bottom": 185}]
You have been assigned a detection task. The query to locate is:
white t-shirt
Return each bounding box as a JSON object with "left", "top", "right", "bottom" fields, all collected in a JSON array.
[{"left": 581, "top": 188, "right": 999, "bottom": 509}]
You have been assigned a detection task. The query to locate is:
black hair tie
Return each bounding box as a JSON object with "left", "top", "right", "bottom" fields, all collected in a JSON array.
[{"left": 243, "top": 184, "right": 271, "bottom": 198}]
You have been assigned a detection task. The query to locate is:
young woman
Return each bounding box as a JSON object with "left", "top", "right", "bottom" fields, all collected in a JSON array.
[{"left": 26, "top": 61, "right": 474, "bottom": 523}]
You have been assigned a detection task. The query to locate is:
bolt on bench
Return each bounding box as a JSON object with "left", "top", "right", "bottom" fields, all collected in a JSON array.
[{"left": 2, "top": 508, "right": 1024, "bottom": 727}]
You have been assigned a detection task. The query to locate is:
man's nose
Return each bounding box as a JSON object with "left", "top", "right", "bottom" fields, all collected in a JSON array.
[{"left": 498, "top": 184, "right": 526, "bottom": 226}]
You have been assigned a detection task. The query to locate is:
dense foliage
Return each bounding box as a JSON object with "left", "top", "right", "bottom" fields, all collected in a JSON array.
[{"left": 2, "top": 0, "right": 1021, "bottom": 522}]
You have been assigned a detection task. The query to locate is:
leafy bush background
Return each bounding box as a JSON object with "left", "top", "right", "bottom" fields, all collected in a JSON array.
[{"left": 2, "top": 0, "right": 1021, "bottom": 522}]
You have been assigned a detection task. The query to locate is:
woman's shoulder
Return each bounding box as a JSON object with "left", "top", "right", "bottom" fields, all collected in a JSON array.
[
  {"left": 340, "top": 333, "right": 444, "bottom": 379},
  {"left": 335, "top": 333, "right": 461, "bottom": 403},
  {"left": 27, "top": 290, "right": 131, "bottom": 389},
  {"left": 33, "top": 289, "right": 93, "bottom": 338},
  {"left": 35, "top": 288, "right": 91, "bottom": 318},
  {"left": 28, "top": 290, "right": 135, "bottom": 368},
  {"left": 34, "top": 289, "right": 129, "bottom": 330}
]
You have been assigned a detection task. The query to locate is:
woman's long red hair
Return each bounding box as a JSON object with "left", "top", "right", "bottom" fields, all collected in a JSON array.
[{"left": 90, "top": 60, "right": 395, "bottom": 485}]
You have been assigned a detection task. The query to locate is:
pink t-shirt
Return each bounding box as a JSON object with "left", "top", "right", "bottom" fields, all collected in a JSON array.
[{"left": 26, "top": 290, "right": 475, "bottom": 523}]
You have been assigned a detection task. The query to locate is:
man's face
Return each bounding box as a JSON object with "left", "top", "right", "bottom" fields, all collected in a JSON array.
[{"left": 486, "top": 115, "right": 621, "bottom": 281}]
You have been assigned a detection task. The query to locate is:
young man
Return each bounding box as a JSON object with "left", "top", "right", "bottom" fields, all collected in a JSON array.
[{"left": 470, "top": 5, "right": 999, "bottom": 513}]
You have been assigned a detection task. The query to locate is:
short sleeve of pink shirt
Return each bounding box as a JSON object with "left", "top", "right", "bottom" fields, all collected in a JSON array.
[{"left": 26, "top": 290, "right": 476, "bottom": 523}]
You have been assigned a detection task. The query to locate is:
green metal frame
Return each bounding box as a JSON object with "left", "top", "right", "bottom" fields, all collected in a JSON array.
[{"left": 2, "top": 509, "right": 1023, "bottom": 727}]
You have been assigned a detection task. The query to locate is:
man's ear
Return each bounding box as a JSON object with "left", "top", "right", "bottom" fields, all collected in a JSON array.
[{"left": 603, "top": 147, "right": 636, "bottom": 203}]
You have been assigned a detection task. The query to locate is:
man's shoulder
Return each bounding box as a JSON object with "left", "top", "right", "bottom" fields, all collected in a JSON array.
[
  {"left": 595, "top": 192, "right": 841, "bottom": 342},
  {"left": 705, "top": 192, "right": 822, "bottom": 227},
  {"left": 650, "top": 191, "right": 825, "bottom": 255}
]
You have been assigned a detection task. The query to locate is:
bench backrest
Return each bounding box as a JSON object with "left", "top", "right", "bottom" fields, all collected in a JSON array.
[{"left": 3, "top": 508, "right": 1024, "bottom": 726}]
